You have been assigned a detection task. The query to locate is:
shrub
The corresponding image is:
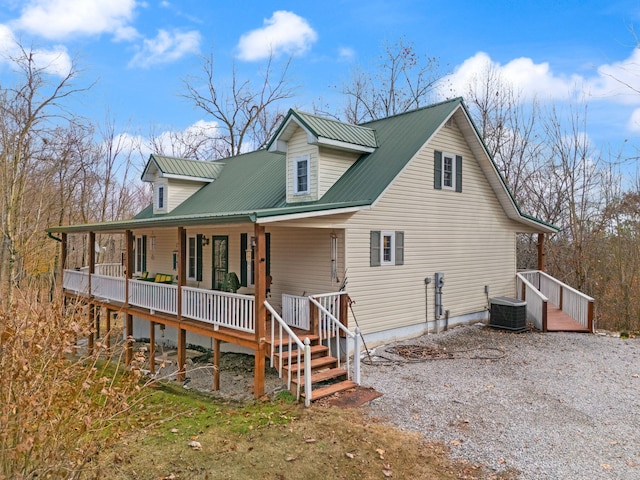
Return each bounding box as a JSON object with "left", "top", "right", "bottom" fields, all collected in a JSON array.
[{"left": 0, "top": 291, "right": 146, "bottom": 479}]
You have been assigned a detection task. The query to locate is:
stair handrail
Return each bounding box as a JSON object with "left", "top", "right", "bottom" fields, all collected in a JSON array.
[
  {"left": 536, "top": 270, "right": 595, "bottom": 331},
  {"left": 516, "top": 272, "right": 549, "bottom": 332},
  {"left": 264, "top": 300, "right": 312, "bottom": 407},
  {"left": 308, "top": 296, "right": 361, "bottom": 385}
]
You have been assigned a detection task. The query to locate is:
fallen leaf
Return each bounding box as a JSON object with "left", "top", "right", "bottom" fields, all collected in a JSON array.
[
  {"left": 600, "top": 463, "right": 612, "bottom": 470},
  {"left": 376, "top": 448, "right": 385, "bottom": 459},
  {"left": 285, "top": 456, "right": 296, "bottom": 462},
  {"left": 632, "top": 374, "right": 639, "bottom": 378},
  {"left": 382, "top": 469, "right": 392, "bottom": 477},
  {"left": 345, "top": 452, "right": 355, "bottom": 459},
  {"left": 450, "top": 440, "right": 463, "bottom": 446},
  {"left": 188, "top": 440, "right": 202, "bottom": 450},
  {"left": 305, "top": 437, "right": 316, "bottom": 443},
  {"left": 498, "top": 458, "right": 506, "bottom": 465},
  {"left": 170, "top": 428, "right": 179, "bottom": 434}
]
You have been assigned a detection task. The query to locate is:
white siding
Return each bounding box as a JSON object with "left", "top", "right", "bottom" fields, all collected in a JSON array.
[
  {"left": 286, "top": 126, "right": 318, "bottom": 203},
  {"left": 166, "top": 179, "right": 206, "bottom": 212},
  {"left": 318, "top": 147, "right": 359, "bottom": 198},
  {"left": 343, "top": 119, "right": 524, "bottom": 336}
]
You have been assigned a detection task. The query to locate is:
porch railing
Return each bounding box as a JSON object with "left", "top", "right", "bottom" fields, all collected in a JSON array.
[
  {"left": 520, "top": 270, "right": 594, "bottom": 331},
  {"left": 309, "top": 295, "right": 360, "bottom": 385},
  {"left": 128, "top": 279, "right": 177, "bottom": 315},
  {"left": 79, "top": 263, "right": 125, "bottom": 277},
  {"left": 516, "top": 272, "right": 548, "bottom": 332},
  {"left": 282, "top": 294, "right": 310, "bottom": 329},
  {"left": 91, "top": 274, "right": 126, "bottom": 303},
  {"left": 266, "top": 300, "right": 312, "bottom": 407},
  {"left": 182, "top": 287, "right": 255, "bottom": 333},
  {"left": 63, "top": 269, "right": 89, "bottom": 295}
]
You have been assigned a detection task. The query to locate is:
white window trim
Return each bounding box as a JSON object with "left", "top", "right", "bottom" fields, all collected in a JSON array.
[
  {"left": 157, "top": 184, "right": 166, "bottom": 210},
  {"left": 381, "top": 231, "right": 395, "bottom": 265},
  {"left": 187, "top": 235, "right": 198, "bottom": 280},
  {"left": 442, "top": 152, "right": 456, "bottom": 190},
  {"left": 293, "top": 155, "right": 310, "bottom": 195},
  {"left": 134, "top": 236, "right": 145, "bottom": 273}
]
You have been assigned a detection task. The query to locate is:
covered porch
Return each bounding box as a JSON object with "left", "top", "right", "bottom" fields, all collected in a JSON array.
[{"left": 57, "top": 220, "right": 360, "bottom": 406}]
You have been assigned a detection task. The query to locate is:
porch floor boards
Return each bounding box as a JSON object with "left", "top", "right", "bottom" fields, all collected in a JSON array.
[{"left": 546, "top": 303, "right": 590, "bottom": 332}]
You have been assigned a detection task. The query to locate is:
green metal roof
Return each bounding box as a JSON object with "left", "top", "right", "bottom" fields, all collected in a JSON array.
[
  {"left": 291, "top": 110, "right": 378, "bottom": 148},
  {"left": 49, "top": 97, "right": 556, "bottom": 234},
  {"left": 144, "top": 154, "right": 225, "bottom": 180}
]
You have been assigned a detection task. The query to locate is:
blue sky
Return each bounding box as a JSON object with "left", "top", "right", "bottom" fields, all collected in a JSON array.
[{"left": 0, "top": 0, "right": 639, "bottom": 164}]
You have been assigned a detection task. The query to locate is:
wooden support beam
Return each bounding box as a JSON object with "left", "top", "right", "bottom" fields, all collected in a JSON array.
[
  {"left": 88, "top": 304, "right": 95, "bottom": 355},
  {"left": 542, "top": 300, "right": 548, "bottom": 333},
  {"left": 213, "top": 338, "right": 220, "bottom": 391},
  {"left": 105, "top": 308, "right": 112, "bottom": 354},
  {"left": 340, "top": 294, "right": 349, "bottom": 329},
  {"left": 588, "top": 300, "right": 594, "bottom": 333},
  {"left": 253, "top": 223, "right": 267, "bottom": 398},
  {"left": 177, "top": 328, "right": 186, "bottom": 382},
  {"left": 537, "top": 233, "right": 545, "bottom": 272},
  {"left": 254, "top": 342, "right": 266, "bottom": 398},
  {"left": 125, "top": 313, "right": 133, "bottom": 365},
  {"left": 149, "top": 321, "right": 155, "bottom": 375},
  {"left": 61, "top": 232, "right": 67, "bottom": 293},
  {"left": 309, "top": 299, "right": 319, "bottom": 335},
  {"left": 95, "top": 305, "right": 101, "bottom": 339}
]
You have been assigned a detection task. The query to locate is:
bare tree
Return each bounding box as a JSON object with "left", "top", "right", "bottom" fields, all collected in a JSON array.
[
  {"left": 0, "top": 45, "right": 89, "bottom": 309},
  {"left": 181, "top": 54, "right": 296, "bottom": 157},
  {"left": 338, "top": 38, "right": 443, "bottom": 123}
]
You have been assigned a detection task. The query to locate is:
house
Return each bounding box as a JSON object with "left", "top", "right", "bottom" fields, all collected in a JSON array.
[{"left": 48, "top": 97, "right": 594, "bottom": 404}]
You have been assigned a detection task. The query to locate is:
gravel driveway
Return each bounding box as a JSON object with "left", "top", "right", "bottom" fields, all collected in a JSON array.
[{"left": 362, "top": 324, "right": 640, "bottom": 479}]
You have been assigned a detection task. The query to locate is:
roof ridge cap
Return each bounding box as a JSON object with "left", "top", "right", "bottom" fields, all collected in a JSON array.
[{"left": 358, "top": 97, "right": 463, "bottom": 126}]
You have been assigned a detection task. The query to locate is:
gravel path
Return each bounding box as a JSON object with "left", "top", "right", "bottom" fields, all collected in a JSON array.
[{"left": 362, "top": 324, "right": 640, "bottom": 479}]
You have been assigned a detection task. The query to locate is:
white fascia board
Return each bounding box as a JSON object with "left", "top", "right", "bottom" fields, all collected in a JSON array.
[
  {"left": 256, "top": 206, "right": 366, "bottom": 224},
  {"left": 315, "top": 137, "right": 376, "bottom": 153},
  {"left": 160, "top": 173, "right": 215, "bottom": 183}
]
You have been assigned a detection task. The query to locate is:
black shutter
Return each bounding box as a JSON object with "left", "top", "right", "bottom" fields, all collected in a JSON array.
[
  {"left": 265, "top": 233, "right": 271, "bottom": 276},
  {"left": 142, "top": 235, "right": 147, "bottom": 272},
  {"left": 196, "top": 234, "right": 203, "bottom": 281},
  {"left": 395, "top": 231, "right": 404, "bottom": 265},
  {"left": 455, "top": 155, "right": 463, "bottom": 192},
  {"left": 240, "top": 233, "right": 247, "bottom": 286},
  {"left": 370, "top": 231, "right": 381, "bottom": 267},
  {"left": 434, "top": 151, "right": 442, "bottom": 189}
]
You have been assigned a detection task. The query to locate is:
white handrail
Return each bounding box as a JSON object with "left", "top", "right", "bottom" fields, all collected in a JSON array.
[
  {"left": 182, "top": 287, "right": 255, "bottom": 333},
  {"left": 128, "top": 279, "right": 177, "bottom": 315},
  {"left": 90, "top": 274, "right": 126, "bottom": 302},
  {"left": 265, "top": 300, "right": 312, "bottom": 406},
  {"left": 309, "top": 296, "right": 361, "bottom": 385},
  {"left": 516, "top": 272, "right": 548, "bottom": 332}
]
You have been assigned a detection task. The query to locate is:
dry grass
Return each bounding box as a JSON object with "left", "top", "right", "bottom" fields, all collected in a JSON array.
[{"left": 105, "top": 384, "right": 505, "bottom": 480}]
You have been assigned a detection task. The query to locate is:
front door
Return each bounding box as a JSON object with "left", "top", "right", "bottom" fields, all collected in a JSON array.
[{"left": 212, "top": 236, "right": 228, "bottom": 290}]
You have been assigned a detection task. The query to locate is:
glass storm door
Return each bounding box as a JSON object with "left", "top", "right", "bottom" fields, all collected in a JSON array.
[{"left": 212, "top": 236, "right": 228, "bottom": 290}]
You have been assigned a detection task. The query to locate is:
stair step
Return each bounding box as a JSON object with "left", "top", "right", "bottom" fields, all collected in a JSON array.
[
  {"left": 282, "top": 356, "right": 337, "bottom": 374},
  {"left": 268, "top": 334, "right": 320, "bottom": 348},
  {"left": 291, "top": 367, "right": 348, "bottom": 385},
  {"left": 273, "top": 344, "right": 328, "bottom": 364},
  {"left": 302, "top": 380, "right": 358, "bottom": 401}
]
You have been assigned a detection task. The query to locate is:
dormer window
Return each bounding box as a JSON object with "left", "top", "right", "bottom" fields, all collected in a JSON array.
[
  {"left": 157, "top": 184, "right": 165, "bottom": 210},
  {"left": 294, "top": 156, "right": 310, "bottom": 195}
]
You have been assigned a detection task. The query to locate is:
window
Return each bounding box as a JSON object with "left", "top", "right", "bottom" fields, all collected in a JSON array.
[
  {"left": 157, "top": 184, "right": 165, "bottom": 210},
  {"left": 294, "top": 156, "right": 310, "bottom": 194},
  {"left": 240, "top": 233, "right": 271, "bottom": 287},
  {"left": 187, "top": 235, "right": 203, "bottom": 281},
  {"left": 434, "top": 151, "right": 462, "bottom": 192},
  {"left": 134, "top": 235, "right": 147, "bottom": 273},
  {"left": 370, "top": 231, "right": 404, "bottom": 267}
]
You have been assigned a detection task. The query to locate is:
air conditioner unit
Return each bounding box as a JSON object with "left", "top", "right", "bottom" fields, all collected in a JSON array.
[{"left": 489, "top": 296, "right": 527, "bottom": 332}]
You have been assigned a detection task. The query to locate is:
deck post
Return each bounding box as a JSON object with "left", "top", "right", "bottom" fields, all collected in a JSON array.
[
  {"left": 253, "top": 223, "right": 266, "bottom": 398},
  {"left": 125, "top": 313, "right": 133, "bottom": 365},
  {"left": 309, "top": 300, "right": 319, "bottom": 335},
  {"left": 125, "top": 230, "right": 134, "bottom": 306},
  {"left": 542, "top": 300, "right": 548, "bottom": 333},
  {"left": 588, "top": 300, "right": 594, "bottom": 333},
  {"left": 537, "top": 233, "right": 545, "bottom": 272},
  {"left": 149, "top": 321, "right": 155, "bottom": 375},
  {"left": 88, "top": 304, "right": 95, "bottom": 355},
  {"left": 177, "top": 227, "right": 187, "bottom": 382},
  {"left": 559, "top": 286, "right": 563, "bottom": 310},
  {"left": 105, "top": 308, "right": 111, "bottom": 354},
  {"left": 213, "top": 338, "right": 220, "bottom": 391},
  {"left": 340, "top": 294, "right": 349, "bottom": 329},
  {"left": 60, "top": 232, "right": 67, "bottom": 294}
]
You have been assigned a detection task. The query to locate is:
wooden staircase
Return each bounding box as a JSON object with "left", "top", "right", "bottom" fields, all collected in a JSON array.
[{"left": 268, "top": 332, "right": 357, "bottom": 402}]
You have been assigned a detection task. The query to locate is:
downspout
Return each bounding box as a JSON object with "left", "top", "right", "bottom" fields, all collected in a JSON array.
[{"left": 47, "top": 231, "right": 62, "bottom": 242}]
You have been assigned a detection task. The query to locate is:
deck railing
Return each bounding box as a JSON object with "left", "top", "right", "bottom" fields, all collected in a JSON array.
[
  {"left": 266, "top": 300, "right": 312, "bottom": 407},
  {"left": 518, "top": 270, "right": 594, "bottom": 331},
  {"left": 311, "top": 291, "right": 347, "bottom": 330},
  {"left": 91, "top": 274, "right": 126, "bottom": 303},
  {"left": 182, "top": 287, "right": 255, "bottom": 333},
  {"left": 128, "top": 279, "right": 178, "bottom": 315},
  {"left": 309, "top": 295, "right": 360, "bottom": 385},
  {"left": 282, "top": 294, "right": 310, "bottom": 329},
  {"left": 516, "top": 272, "right": 548, "bottom": 332},
  {"left": 63, "top": 269, "right": 90, "bottom": 295}
]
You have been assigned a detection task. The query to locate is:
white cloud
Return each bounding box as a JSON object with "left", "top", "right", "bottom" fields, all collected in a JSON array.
[
  {"left": 236, "top": 10, "right": 317, "bottom": 61},
  {"left": 128, "top": 29, "right": 200, "bottom": 68},
  {"left": 628, "top": 108, "right": 640, "bottom": 132},
  {"left": 338, "top": 47, "right": 355, "bottom": 62},
  {"left": 592, "top": 48, "right": 640, "bottom": 105},
  {"left": 0, "top": 24, "right": 72, "bottom": 77},
  {"left": 12, "top": 0, "right": 140, "bottom": 41}
]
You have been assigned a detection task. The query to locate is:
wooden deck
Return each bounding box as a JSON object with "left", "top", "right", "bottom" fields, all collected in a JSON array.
[{"left": 546, "top": 303, "right": 590, "bottom": 332}]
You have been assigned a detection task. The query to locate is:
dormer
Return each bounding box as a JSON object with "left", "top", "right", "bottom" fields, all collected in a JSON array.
[
  {"left": 141, "top": 154, "right": 224, "bottom": 214},
  {"left": 268, "top": 110, "right": 377, "bottom": 203}
]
